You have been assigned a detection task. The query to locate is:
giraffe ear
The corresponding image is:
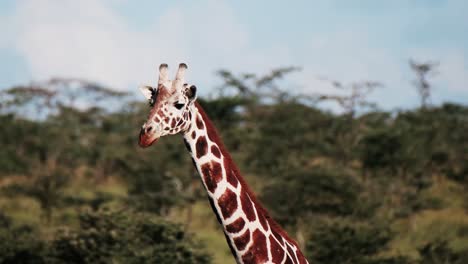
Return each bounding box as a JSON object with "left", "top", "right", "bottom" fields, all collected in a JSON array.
[
  {"left": 139, "top": 85, "right": 157, "bottom": 100},
  {"left": 186, "top": 85, "right": 197, "bottom": 101}
]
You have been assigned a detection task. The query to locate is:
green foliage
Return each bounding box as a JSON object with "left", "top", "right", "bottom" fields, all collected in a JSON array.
[
  {"left": 246, "top": 102, "right": 334, "bottom": 174},
  {"left": 126, "top": 165, "right": 180, "bottom": 215},
  {"left": 306, "top": 221, "right": 409, "bottom": 264},
  {"left": 359, "top": 129, "right": 403, "bottom": 172},
  {"left": 261, "top": 167, "right": 363, "bottom": 226},
  {"left": 0, "top": 115, "right": 42, "bottom": 175},
  {"left": 418, "top": 241, "right": 468, "bottom": 264},
  {"left": 0, "top": 214, "right": 46, "bottom": 264},
  {"left": 0, "top": 70, "right": 467, "bottom": 264},
  {"left": 49, "top": 210, "right": 211, "bottom": 264},
  {"left": 197, "top": 97, "right": 245, "bottom": 128},
  {"left": 0, "top": 210, "right": 211, "bottom": 264}
]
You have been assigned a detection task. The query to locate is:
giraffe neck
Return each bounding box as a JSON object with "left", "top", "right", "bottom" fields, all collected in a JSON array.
[{"left": 182, "top": 102, "right": 309, "bottom": 264}]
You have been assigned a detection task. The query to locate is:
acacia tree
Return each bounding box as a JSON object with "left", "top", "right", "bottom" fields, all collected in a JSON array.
[
  {"left": 216, "top": 66, "right": 301, "bottom": 102},
  {"left": 313, "top": 78, "right": 382, "bottom": 164},
  {"left": 315, "top": 78, "right": 382, "bottom": 117},
  {"left": 0, "top": 78, "right": 128, "bottom": 119},
  {"left": 409, "top": 59, "right": 439, "bottom": 109}
]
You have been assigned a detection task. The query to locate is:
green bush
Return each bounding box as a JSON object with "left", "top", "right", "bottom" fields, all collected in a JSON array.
[
  {"left": 0, "top": 215, "right": 46, "bottom": 264},
  {"left": 306, "top": 221, "right": 409, "bottom": 264},
  {"left": 48, "top": 210, "right": 211, "bottom": 264},
  {"left": 0, "top": 210, "right": 211, "bottom": 264},
  {"left": 261, "top": 167, "right": 363, "bottom": 226},
  {"left": 418, "top": 240, "right": 468, "bottom": 264}
]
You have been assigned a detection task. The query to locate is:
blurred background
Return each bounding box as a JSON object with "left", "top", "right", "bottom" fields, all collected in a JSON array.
[{"left": 1, "top": 0, "right": 468, "bottom": 263}]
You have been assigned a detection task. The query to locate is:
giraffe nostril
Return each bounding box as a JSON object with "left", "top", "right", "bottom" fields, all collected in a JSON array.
[{"left": 146, "top": 126, "right": 153, "bottom": 133}]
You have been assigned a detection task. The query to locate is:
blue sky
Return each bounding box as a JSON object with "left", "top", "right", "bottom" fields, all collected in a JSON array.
[{"left": 0, "top": 0, "right": 467, "bottom": 110}]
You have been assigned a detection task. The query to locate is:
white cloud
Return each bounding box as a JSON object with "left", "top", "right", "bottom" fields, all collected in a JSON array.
[
  {"left": 3, "top": 0, "right": 467, "bottom": 109},
  {"left": 295, "top": 28, "right": 468, "bottom": 110},
  {"left": 295, "top": 30, "right": 413, "bottom": 110},
  {"left": 0, "top": 9, "right": 16, "bottom": 49},
  {"left": 11, "top": 0, "right": 148, "bottom": 89},
  {"left": 437, "top": 53, "right": 468, "bottom": 93},
  {"left": 7, "top": 0, "right": 293, "bottom": 94}
]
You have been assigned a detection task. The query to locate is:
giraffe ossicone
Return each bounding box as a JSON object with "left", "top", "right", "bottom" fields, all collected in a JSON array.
[{"left": 138, "top": 63, "right": 309, "bottom": 264}]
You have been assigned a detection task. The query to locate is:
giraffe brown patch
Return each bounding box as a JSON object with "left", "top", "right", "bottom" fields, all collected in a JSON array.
[
  {"left": 286, "top": 244, "right": 296, "bottom": 264},
  {"left": 191, "top": 131, "right": 196, "bottom": 139},
  {"left": 196, "top": 136, "right": 208, "bottom": 158},
  {"left": 270, "top": 235, "right": 285, "bottom": 263},
  {"left": 284, "top": 256, "right": 294, "bottom": 264},
  {"left": 196, "top": 116, "right": 204, "bottom": 129},
  {"left": 224, "top": 159, "right": 239, "bottom": 188},
  {"left": 272, "top": 229, "right": 285, "bottom": 246},
  {"left": 226, "top": 169, "right": 238, "bottom": 188},
  {"left": 177, "top": 118, "right": 184, "bottom": 126},
  {"left": 233, "top": 229, "right": 250, "bottom": 251},
  {"left": 164, "top": 117, "right": 169, "bottom": 123},
  {"left": 226, "top": 217, "right": 245, "bottom": 234},
  {"left": 218, "top": 188, "right": 238, "bottom": 219},
  {"left": 258, "top": 211, "right": 269, "bottom": 231},
  {"left": 200, "top": 161, "right": 222, "bottom": 193},
  {"left": 154, "top": 117, "right": 160, "bottom": 123},
  {"left": 241, "top": 229, "right": 268, "bottom": 264},
  {"left": 171, "top": 118, "right": 176, "bottom": 128},
  {"left": 240, "top": 191, "right": 256, "bottom": 222},
  {"left": 211, "top": 145, "right": 221, "bottom": 158},
  {"left": 206, "top": 128, "right": 217, "bottom": 144}
]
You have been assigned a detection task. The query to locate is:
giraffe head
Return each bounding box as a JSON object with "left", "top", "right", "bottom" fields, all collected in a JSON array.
[{"left": 138, "top": 63, "right": 197, "bottom": 148}]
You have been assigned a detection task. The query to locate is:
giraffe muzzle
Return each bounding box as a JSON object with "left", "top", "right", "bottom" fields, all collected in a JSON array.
[{"left": 138, "top": 125, "right": 159, "bottom": 148}]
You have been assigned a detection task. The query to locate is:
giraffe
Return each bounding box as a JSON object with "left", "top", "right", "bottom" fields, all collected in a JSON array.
[{"left": 138, "top": 63, "right": 309, "bottom": 264}]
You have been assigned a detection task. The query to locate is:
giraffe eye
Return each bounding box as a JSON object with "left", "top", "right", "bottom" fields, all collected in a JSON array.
[{"left": 174, "top": 102, "right": 185, "bottom": 110}]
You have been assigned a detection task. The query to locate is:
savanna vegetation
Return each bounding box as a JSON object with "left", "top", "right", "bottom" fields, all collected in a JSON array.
[{"left": 0, "top": 61, "right": 467, "bottom": 263}]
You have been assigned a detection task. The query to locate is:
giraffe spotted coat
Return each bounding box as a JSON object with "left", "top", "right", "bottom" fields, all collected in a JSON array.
[{"left": 138, "top": 63, "right": 309, "bottom": 264}]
